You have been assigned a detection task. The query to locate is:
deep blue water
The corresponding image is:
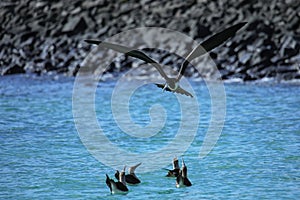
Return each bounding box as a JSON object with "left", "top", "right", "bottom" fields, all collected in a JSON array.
[{"left": 0, "top": 75, "right": 299, "bottom": 199}]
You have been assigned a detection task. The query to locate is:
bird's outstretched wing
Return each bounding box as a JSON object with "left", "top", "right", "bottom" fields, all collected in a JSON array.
[
  {"left": 85, "top": 39, "right": 169, "bottom": 80},
  {"left": 177, "top": 22, "right": 247, "bottom": 81},
  {"left": 164, "top": 168, "right": 180, "bottom": 177},
  {"left": 155, "top": 84, "right": 193, "bottom": 98}
]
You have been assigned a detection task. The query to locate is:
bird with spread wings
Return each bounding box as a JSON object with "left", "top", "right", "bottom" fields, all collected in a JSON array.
[{"left": 85, "top": 22, "right": 247, "bottom": 98}]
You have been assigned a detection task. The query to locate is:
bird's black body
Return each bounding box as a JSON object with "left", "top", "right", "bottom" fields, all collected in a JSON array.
[
  {"left": 125, "top": 174, "right": 141, "bottom": 184},
  {"left": 115, "top": 163, "right": 142, "bottom": 185},
  {"left": 166, "top": 168, "right": 180, "bottom": 177},
  {"left": 156, "top": 83, "right": 193, "bottom": 97},
  {"left": 115, "top": 170, "right": 141, "bottom": 185},
  {"left": 165, "top": 157, "right": 181, "bottom": 177},
  {"left": 176, "top": 159, "right": 192, "bottom": 187},
  {"left": 106, "top": 174, "right": 128, "bottom": 194},
  {"left": 176, "top": 173, "right": 192, "bottom": 187}
]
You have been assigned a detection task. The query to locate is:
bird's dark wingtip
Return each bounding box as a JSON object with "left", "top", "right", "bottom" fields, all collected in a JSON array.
[
  {"left": 84, "top": 39, "right": 102, "bottom": 45},
  {"left": 230, "top": 22, "right": 248, "bottom": 32},
  {"left": 234, "top": 22, "right": 248, "bottom": 30}
]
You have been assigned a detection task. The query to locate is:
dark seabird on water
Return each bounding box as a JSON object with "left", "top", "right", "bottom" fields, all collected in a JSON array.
[
  {"left": 85, "top": 22, "right": 247, "bottom": 97},
  {"left": 176, "top": 158, "right": 192, "bottom": 187},
  {"left": 106, "top": 166, "right": 129, "bottom": 194},
  {"left": 165, "top": 157, "right": 180, "bottom": 177},
  {"left": 115, "top": 162, "right": 142, "bottom": 184}
]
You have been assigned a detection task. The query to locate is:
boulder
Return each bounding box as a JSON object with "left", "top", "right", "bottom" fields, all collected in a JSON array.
[{"left": 1, "top": 64, "right": 25, "bottom": 75}]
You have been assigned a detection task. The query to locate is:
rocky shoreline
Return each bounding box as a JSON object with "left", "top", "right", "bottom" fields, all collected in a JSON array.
[{"left": 1, "top": 0, "right": 299, "bottom": 81}]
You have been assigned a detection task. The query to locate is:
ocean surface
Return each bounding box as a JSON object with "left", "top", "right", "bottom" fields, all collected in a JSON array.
[{"left": 0, "top": 74, "right": 299, "bottom": 199}]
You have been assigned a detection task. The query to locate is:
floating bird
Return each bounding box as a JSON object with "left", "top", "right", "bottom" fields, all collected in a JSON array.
[
  {"left": 164, "top": 157, "right": 180, "bottom": 177},
  {"left": 85, "top": 22, "right": 247, "bottom": 97},
  {"left": 176, "top": 158, "right": 192, "bottom": 187},
  {"left": 115, "top": 162, "right": 142, "bottom": 184},
  {"left": 106, "top": 166, "right": 129, "bottom": 194}
]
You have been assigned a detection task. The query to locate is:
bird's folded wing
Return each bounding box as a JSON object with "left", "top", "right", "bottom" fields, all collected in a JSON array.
[
  {"left": 125, "top": 174, "right": 141, "bottom": 184},
  {"left": 183, "top": 177, "right": 192, "bottom": 186},
  {"left": 116, "top": 182, "right": 129, "bottom": 191}
]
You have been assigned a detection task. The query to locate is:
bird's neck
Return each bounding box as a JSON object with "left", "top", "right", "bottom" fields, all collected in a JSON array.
[{"left": 119, "top": 173, "right": 126, "bottom": 185}]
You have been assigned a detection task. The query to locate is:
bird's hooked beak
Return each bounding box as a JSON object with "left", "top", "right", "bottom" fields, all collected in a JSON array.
[
  {"left": 182, "top": 158, "right": 185, "bottom": 167},
  {"left": 163, "top": 83, "right": 168, "bottom": 92}
]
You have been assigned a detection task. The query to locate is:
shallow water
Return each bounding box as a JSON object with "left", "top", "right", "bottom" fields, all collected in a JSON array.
[{"left": 0, "top": 75, "right": 299, "bottom": 199}]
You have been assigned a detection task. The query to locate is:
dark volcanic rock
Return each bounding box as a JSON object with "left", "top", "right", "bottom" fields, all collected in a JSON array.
[
  {"left": 62, "top": 16, "right": 88, "bottom": 36},
  {"left": 2, "top": 64, "right": 25, "bottom": 75},
  {"left": 0, "top": 0, "right": 299, "bottom": 82}
]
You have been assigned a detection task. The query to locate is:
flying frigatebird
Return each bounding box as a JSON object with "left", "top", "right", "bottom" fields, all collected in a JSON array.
[{"left": 85, "top": 22, "right": 247, "bottom": 97}]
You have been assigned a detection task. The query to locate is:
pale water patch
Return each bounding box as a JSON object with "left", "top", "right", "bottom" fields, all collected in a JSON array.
[{"left": 0, "top": 75, "right": 299, "bottom": 199}]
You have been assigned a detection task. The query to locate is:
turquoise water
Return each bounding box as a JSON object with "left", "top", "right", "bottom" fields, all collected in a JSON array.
[{"left": 1, "top": 75, "right": 299, "bottom": 199}]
